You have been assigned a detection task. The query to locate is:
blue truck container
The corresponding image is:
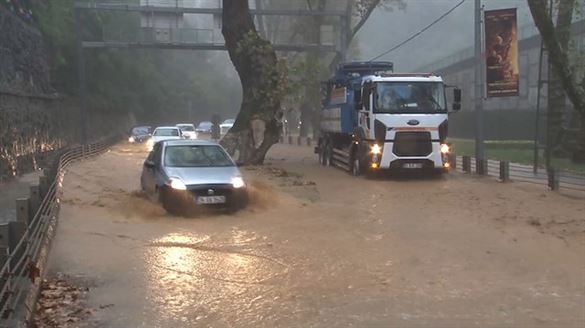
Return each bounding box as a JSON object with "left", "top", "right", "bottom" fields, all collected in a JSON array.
[{"left": 320, "top": 62, "right": 394, "bottom": 135}]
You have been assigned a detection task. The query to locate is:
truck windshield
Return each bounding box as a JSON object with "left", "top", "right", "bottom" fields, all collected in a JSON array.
[{"left": 375, "top": 82, "right": 446, "bottom": 113}]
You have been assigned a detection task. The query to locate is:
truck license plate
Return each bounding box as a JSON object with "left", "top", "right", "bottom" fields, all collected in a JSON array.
[
  {"left": 196, "top": 196, "right": 226, "bottom": 205},
  {"left": 403, "top": 163, "right": 423, "bottom": 169}
]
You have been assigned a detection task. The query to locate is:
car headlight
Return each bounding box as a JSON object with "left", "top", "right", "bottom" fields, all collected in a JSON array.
[
  {"left": 128, "top": 136, "right": 135, "bottom": 143},
  {"left": 370, "top": 144, "right": 382, "bottom": 155},
  {"left": 169, "top": 178, "right": 187, "bottom": 190},
  {"left": 231, "top": 177, "right": 245, "bottom": 189},
  {"left": 440, "top": 144, "right": 450, "bottom": 154}
]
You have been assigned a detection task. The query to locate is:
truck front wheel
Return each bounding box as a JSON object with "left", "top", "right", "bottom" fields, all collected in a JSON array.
[{"left": 351, "top": 149, "right": 362, "bottom": 176}]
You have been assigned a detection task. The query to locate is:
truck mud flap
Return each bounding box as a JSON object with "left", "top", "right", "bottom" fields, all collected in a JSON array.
[{"left": 332, "top": 148, "right": 351, "bottom": 172}]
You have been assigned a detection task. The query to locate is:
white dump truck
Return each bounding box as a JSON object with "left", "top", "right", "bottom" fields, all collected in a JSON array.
[{"left": 316, "top": 62, "right": 461, "bottom": 175}]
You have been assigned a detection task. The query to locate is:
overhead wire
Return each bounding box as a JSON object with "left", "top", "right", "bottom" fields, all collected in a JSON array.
[{"left": 369, "top": 0, "right": 467, "bottom": 61}]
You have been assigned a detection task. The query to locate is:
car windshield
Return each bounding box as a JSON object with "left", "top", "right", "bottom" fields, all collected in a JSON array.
[
  {"left": 198, "top": 122, "right": 212, "bottom": 129},
  {"left": 153, "top": 128, "right": 179, "bottom": 137},
  {"left": 164, "top": 145, "right": 234, "bottom": 167},
  {"left": 375, "top": 82, "right": 446, "bottom": 113},
  {"left": 178, "top": 125, "right": 195, "bottom": 131},
  {"left": 131, "top": 126, "right": 150, "bottom": 136}
]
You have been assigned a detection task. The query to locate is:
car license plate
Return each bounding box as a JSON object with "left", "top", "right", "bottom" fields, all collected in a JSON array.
[
  {"left": 196, "top": 196, "right": 226, "bottom": 205},
  {"left": 403, "top": 163, "right": 423, "bottom": 169}
]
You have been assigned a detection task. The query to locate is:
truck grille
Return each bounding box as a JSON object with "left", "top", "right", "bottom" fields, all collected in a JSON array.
[{"left": 393, "top": 132, "right": 432, "bottom": 157}]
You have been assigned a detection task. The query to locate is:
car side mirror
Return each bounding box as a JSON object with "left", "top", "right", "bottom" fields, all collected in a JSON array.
[{"left": 144, "top": 160, "right": 155, "bottom": 168}]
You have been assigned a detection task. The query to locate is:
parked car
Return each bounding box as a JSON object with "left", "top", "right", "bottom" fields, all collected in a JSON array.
[
  {"left": 147, "top": 126, "right": 183, "bottom": 151},
  {"left": 128, "top": 125, "right": 151, "bottom": 144},
  {"left": 220, "top": 119, "right": 235, "bottom": 136},
  {"left": 195, "top": 121, "right": 213, "bottom": 135},
  {"left": 176, "top": 123, "right": 198, "bottom": 139},
  {"left": 140, "top": 139, "right": 248, "bottom": 215}
]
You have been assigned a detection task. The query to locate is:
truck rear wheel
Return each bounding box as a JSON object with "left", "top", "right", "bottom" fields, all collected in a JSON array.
[
  {"left": 318, "top": 142, "right": 326, "bottom": 166},
  {"left": 324, "top": 143, "right": 333, "bottom": 166},
  {"left": 320, "top": 141, "right": 332, "bottom": 166}
]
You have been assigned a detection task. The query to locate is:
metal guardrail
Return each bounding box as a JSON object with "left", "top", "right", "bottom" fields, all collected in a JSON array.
[
  {"left": 279, "top": 136, "right": 585, "bottom": 192},
  {"left": 455, "top": 155, "right": 585, "bottom": 192},
  {"left": 0, "top": 136, "right": 119, "bottom": 327}
]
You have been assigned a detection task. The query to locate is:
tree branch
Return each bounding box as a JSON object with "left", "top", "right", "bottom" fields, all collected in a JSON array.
[
  {"left": 528, "top": 0, "right": 585, "bottom": 115},
  {"left": 350, "top": 0, "right": 381, "bottom": 42}
]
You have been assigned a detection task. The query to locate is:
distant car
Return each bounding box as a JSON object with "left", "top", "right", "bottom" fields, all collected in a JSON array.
[
  {"left": 147, "top": 126, "right": 183, "bottom": 151},
  {"left": 195, "top": 121, "right": 213, "bottom": 134},
  {"left": 176, "top": 123, "right": 198, "bottom": 139},
  {"left": 220, "top": 119, "right": 235, "bottom": 135},
  {"left": 128, "top": 125, "right": 151, "bottom": 144},
  {"left": 140, "top": 139, "right": 248, "bottom": 215}
]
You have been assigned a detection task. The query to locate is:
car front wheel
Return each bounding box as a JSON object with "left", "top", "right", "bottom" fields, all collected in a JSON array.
[
  {"left": 229, "top": 191, "right": 249, "bottom": 213},
  {"left": 159, "top": 187, "right": 184, "bottom": 216}
]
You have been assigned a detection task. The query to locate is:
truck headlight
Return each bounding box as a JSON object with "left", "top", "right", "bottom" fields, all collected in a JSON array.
[
  {"left": 370, "top": 144, "right": 382, "bottom": 155},
  {"left": 231, "top": 177, "right": 245, "bottom": 189},
  {"left": 128, "top": 136, "right": 135, "bottom": 143},
  {"left": 440, "top": 144, "right": 450, "bottom": 154},
  {"left": 169, "top": 178, "right": 187, "bottom": 190}
]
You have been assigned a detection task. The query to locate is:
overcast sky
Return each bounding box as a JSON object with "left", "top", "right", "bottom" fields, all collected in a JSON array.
[{"left": 355, "top": 0, "right": 535, "bottom": 71}]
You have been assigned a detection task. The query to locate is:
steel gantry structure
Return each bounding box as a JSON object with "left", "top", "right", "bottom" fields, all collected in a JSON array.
[{"left": 74, "top": 1, "right": 352, "bottom": 143}]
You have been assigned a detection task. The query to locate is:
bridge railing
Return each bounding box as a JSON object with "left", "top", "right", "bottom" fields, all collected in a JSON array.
[{"left": 0, "top": 136, "right": 120, "bottom": 328}]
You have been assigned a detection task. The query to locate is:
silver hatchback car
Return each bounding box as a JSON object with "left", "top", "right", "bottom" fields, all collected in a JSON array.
[{"left": 140, "top": 139, "right": 248, "bottom": 215}]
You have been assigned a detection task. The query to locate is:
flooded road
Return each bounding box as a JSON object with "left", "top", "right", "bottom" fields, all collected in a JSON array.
[{"left": 45, "top": 143, "right": 585, "bottom": 327}]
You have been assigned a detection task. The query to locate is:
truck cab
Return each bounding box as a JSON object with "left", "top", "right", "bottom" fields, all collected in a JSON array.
[
  {"left": 353, "top": 73, "right": 461, "bottom": 173},
  {"left": 317, "top": 62, "right": 461, "bottom": 176}
]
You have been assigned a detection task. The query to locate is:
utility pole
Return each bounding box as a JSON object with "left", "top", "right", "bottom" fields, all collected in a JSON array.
[{"left": 474, "top": 0, "right": 485, "bottom": 161}]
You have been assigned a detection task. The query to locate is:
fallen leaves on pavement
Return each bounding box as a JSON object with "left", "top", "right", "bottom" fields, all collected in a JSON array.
[{"left": 33, "top": 278, "right": 94, "bottom": 328}]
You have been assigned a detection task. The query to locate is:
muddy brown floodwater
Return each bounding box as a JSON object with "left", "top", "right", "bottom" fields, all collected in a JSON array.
[{"left": 43, "top": 143, "right": 585, "bottom": 328}]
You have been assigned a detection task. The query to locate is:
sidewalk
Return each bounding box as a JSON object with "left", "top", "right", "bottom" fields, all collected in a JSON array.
[{"left": 0, "top": 171, "right": 42, "bottom": 224}]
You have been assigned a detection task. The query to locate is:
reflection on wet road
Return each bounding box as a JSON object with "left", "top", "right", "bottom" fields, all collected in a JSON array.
[
  {"left": 46, "top": 144, "right": 585, "bottom": 327},
  {"left": 144, "top": 231, "right": 289, "bottom": 326}
]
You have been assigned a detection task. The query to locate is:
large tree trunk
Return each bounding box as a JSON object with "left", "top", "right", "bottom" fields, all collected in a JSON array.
[
  {"left": 220, "top": 0, "right": 285, "bottom": 165},
  {"left": 528, "top": 0, "right": 585, "bottom": 163},
  {"left": 546, "top": 0, "right": 575, "bottom": 160}
]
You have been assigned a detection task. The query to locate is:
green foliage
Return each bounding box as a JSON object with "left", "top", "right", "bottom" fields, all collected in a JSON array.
[
  {"left": 31, "top": 0, "right": 241, "bottom": 124},
  {"left": 354, "top": 0, "right": 405, "bottom": 18},
  {"left": 236, "top": 31, "right": 288, "bottom": 120}
]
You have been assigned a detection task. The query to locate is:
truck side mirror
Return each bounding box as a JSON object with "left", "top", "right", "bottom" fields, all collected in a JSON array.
[
  {"left": 453, "top": 88, "right": 462, "bottom": 111},
  {"left": 453, "top": 88, "right": 462, "bottom": 103}
]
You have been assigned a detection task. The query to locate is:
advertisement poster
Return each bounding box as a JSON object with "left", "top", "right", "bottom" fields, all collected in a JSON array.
[{"left": 485, "top": 8, "right": 519, "bottom": 97}]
